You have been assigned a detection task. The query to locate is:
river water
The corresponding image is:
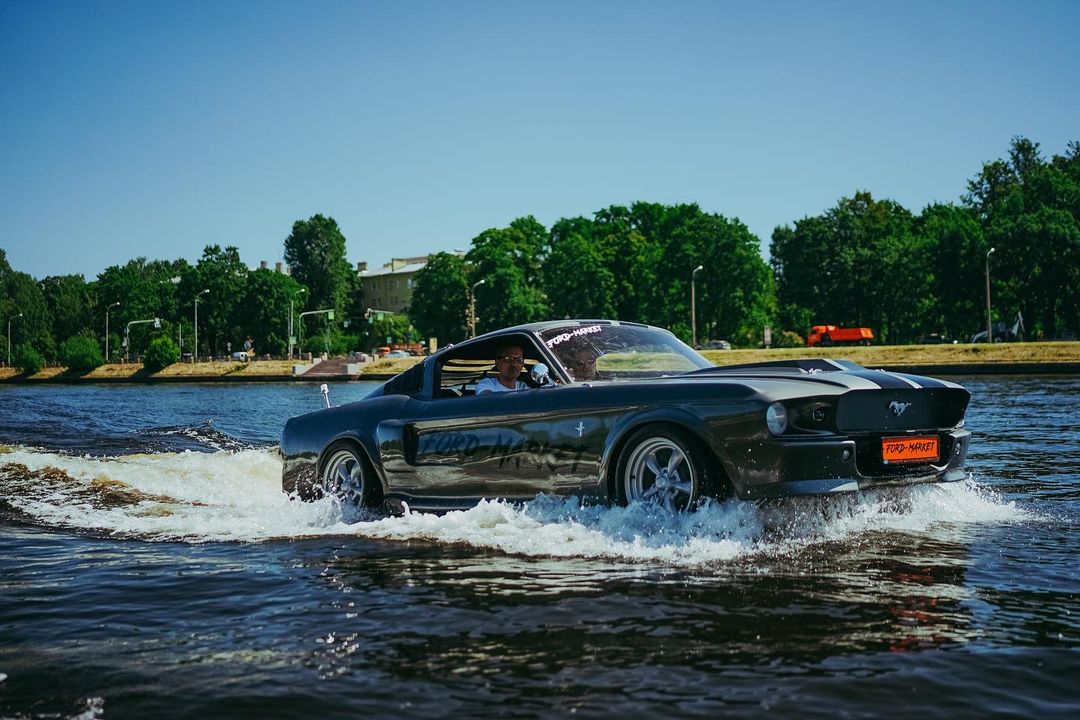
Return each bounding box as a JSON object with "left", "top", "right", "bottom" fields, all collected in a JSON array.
[{"left": 0, "top": 378, "right": 1077, "bottom": 719}]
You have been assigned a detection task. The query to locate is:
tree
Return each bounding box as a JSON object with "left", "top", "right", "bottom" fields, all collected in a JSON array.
[
  {"left": 95, "top": 257, "right": 189, "bottom": 360},
  {"left": 544, "top": 217, "right": 615, "bottom": 319},
  {"left": 771, "top": 192, "right": 931, "bottom": 344},
  {"left": 0, "top": 254, "right": 52, "bottom": 361},
  {"left": 242, "top": 268, "right": 305, "bottom": 356},
  {"left": 467, "top": 220, "right": 549, "bottom": 333},
  {"left": 13, "top": 342, "right": 45, "bottom": 374},
  {"left": 283, "top": 214, "right": 353, "bottom": 329},
  {"left": 409, "top": 252, "right": 469, "bottom": 345},
  {"left": 41, "top": 275, "right": 93, "bottom": 352},
  {"left": 916, "top": 203, "right": 986, "bottom": 341},
  {"left": 361, "top": 312, "right": 411, "bottom": 351},
  {"left": 143, "top": 336, "right": 179, "bottom": 372},
  {"left": 186, "top": 245, "right": 248, "bottom": 357},
  {"left": 602, "top": 205, "right": 662, "bottom": 324},
  {"left": 964, "top": 136, "right": 1080, "bottom": 339},
  {"left": 59, "top": 334, "right": 104, "bottom": 371}
]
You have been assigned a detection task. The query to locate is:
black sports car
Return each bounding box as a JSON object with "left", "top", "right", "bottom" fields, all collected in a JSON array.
[{"left": 281, "top": 320, "right": 971, "bottom": 515}]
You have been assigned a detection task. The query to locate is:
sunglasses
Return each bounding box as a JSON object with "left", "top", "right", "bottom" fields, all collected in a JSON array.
[{"left": 497, "top": 355, "right": 525, "bottom": 365}]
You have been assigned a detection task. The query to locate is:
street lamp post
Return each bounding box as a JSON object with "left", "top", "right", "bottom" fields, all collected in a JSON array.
[
  {"left": 469, "top": 279, "right": 486, "bottom": 338},
  {"left": 985, "top": 247, "right": 996, "bottom": 343},
  {"left": 7, "top": 313, "right": 23, "bottom": 366},
  {"left": 105, "top": 302, "right": 120, "bottom": 363},
  {"left": 691, "top": 265, "right": 704, "bottom": 348},
  {"left": 298, "top": 309, "right": 335, "bottom": 358},
  {"left": 194, "top": 289, "right": 209, "bottom": 362},
  {"left": 125, "top": 318, "right": 161, "bottom": 363},
  {"left": 168, "top": 277, "right": 182, "bottom": 354},
  {"left": 289, "top": 288, "right": 307, "bottom": 360}
]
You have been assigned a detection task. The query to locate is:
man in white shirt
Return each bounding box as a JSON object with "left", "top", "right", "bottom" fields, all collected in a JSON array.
[{"left": 476, "top": 344, "right": 528, "bottom": 393}]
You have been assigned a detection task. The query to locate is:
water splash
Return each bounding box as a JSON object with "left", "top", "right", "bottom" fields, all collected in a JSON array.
[{"left": 0, "top": 446, "right": 1029, "bottom": 566}]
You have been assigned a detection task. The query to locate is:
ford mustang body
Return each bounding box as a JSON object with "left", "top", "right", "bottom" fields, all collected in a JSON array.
[{"left": 281, "top": 320, "right": 971, "bottom": 515}]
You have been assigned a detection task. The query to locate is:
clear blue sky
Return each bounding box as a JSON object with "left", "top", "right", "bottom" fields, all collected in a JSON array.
[{"left": 2, "top": 0, "right": 1077, "bottom": 280}]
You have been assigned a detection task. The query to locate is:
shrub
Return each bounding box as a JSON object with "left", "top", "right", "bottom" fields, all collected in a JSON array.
[
  {"left": 13, "top": 343, "right": 45, "bottom": 375},
  {"left": 59, "top": 335, "right": 103, "bottom": 371},
  {"left": 143, "top": 336, "right": 179, "bottom": 372},
  {"left": 333, "top": 333, "right": 360, "bottom": 356},
  {"left": 772, "top": 330, "right": 806, "bottom": 348}
]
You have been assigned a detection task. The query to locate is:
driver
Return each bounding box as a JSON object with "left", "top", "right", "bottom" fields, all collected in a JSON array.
[{"left": 476, "top": 344, "right": 528, "bottom": 393}]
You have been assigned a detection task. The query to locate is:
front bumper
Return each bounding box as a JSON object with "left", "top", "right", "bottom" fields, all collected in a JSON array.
[{"left": 724, "top": 428, "right": 971, "bottom": 500}]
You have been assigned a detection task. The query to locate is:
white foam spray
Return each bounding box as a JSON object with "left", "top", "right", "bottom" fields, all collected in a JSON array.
[{"left": 0, "top": 446, "right": 1028, "bottom": 567}]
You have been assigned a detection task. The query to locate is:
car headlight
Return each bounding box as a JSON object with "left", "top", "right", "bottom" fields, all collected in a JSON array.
[{"left": 767, "top": 402, "right": 788, "bottom": 435}]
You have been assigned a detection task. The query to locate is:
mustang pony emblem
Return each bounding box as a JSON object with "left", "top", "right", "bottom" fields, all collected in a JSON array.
[
  {"left": 575, "top": 421, "right": 586, "bottom": 437},
  {"left": 889, "top": 401, "right": 912, "bottom": 416}
]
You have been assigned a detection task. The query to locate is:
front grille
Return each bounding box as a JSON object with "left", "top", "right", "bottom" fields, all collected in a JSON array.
[
  {"left": 837, "top": 388, "right": 968, "bottom": 433},
  {"left": 854, "top": 433, "right": 955, "bottom": 477}
]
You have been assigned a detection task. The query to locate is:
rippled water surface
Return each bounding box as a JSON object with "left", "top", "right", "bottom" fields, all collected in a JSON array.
[{"left": 1, "top": 378, "right": 1077, "bottom": 719}]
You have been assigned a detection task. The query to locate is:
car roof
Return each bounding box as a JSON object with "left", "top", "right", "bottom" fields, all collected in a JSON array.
[{"left": 431, "top": 319, "right": 653, "bottom": 360}]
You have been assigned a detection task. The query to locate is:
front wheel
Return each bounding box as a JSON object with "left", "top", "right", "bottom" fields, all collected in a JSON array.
[
  {"left": 616, "top": 427, "right": 712, "bottom": 512},
  {"left": 319, "top": 441, "right": 381, "bottom": 519}
]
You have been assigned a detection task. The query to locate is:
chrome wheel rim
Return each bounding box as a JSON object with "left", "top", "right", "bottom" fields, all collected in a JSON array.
[
  {"left": 322, "top": 448, "right": 366, "bottom": 508},
  {"left": 623, "top": 437, "right": 696, "bottom": 512}
]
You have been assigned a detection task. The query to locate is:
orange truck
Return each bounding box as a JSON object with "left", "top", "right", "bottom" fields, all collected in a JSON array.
[{"left": 807, "top": 325, "right": 874, "bottom": 347}]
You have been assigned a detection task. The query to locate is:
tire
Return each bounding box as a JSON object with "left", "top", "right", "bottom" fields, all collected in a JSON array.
[
  {"left": 820, "top": 335, "right": 833, "bottom": 347},
  {"left": 318, "top": 441, "right": 381, "bottom": 519},
  {"left": 615, "top": 426, "right": 715, "bottom": 511}
]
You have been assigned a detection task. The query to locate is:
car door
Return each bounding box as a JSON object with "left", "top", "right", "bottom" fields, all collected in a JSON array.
[{"left": 404, "top": 385, "right": 606, "bottom": 503}]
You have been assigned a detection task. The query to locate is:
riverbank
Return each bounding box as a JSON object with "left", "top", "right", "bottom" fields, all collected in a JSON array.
[{"left": 1, "top": 341, "right": 1078, "bottom": 383}]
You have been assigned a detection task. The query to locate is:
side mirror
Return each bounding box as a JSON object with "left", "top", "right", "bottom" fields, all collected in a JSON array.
[{"left": 530, "top": 363, "right": 553, "bottom": 387}]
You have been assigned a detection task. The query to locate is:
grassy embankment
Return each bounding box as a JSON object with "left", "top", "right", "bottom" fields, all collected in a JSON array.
[{"left": 1, "top": 341, "right": 1077, "bottom": 382}]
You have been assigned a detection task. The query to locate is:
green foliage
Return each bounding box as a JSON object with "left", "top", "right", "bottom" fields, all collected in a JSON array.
[
  {"left": 771, "top": 330, "right": 805, "bottom": 348},
  {"left": 3, "top": 136, "right": 1078, "bottom": 352},
  {"left": 12, "top": 342, "right": 44, "bottom": 374},
  {"left": 543, "top": 203, "right": 775, "bottom": 346},
  {"left": 41, "top": 275, "right": 93, "bottom": 353},
  {"left": 188, "top": 245, "right": 247, "bottom": 357},
  {"left": 365, "top": 313, "right": 412, "bottom": 349},
  {"left": 143, "top": 336, "right": 179, "bottom": 372},
  {"left": 242, "top": 268, "right": 305, "bottom": 356},
  {"left": 963, "top": 137, "right": 1080, "bottom": 339},
  {"left": 335, "top": 333, "right": 361, "bottom": 355},
  {"left": 467, "top": 218, "right": 550, "bottom": 333},
  {"left": 545, "top": 218, "right": 615, "bottom": 319},
  {"left": 409, "top": 252, "right": 468, "bottom": 344},
  {"left": 918, "top": 203, "right": 986, "bottom": 340},
  {"left": 771, "top": 191, "right": 931, "bottom": 344},
  {"left": 1, "top": 258, "right": 53, "bottom": 360},
  {"left": 283, "top": 214, "right": 353, "bottom": 327},
  {"left": 59, "top": 334, "right": 103, "bottom": 371},
  {"left": 96, "top": 257, "right": 189, "bottom": 360}
]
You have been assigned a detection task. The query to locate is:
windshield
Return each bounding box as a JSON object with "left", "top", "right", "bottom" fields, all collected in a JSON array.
[{"left": 540, "top": 323, "right": 711, "bottom": 382}]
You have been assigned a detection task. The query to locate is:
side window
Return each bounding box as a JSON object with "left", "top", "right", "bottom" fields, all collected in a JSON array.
[
  {"left": 435, "top": 337, "right": 547, "bottom": 398},
  {"left": 437, "top": 357, "right": 494, "bottom": 398},
  {"left": 383, "top": 362, "right": 425, "bottom": 396}
]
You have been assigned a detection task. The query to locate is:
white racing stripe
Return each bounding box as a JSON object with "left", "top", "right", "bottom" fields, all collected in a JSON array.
[
  {"left": 836, "top": 373, "right": 886, "bottom": 390},
  {"left": 886, "top": 372, "right": 923, "bottom": 389}
]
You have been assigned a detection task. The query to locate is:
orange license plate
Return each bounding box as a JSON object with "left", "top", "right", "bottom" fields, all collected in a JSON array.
[{"left": 882, "top": 436, "right": 939, "bottom": 464}]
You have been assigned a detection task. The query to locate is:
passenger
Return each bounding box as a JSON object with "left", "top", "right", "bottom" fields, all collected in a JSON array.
[
  {"left": 476, "top": 344, "right": 528, "bottom": 393},
  {"left": 566, "top": 346, "right": 602, "bottom": 381}
]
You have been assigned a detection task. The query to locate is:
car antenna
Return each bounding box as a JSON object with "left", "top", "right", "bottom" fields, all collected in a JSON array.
[{"left": 320, "top": 383, "right": 331, "bottom": 409}]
